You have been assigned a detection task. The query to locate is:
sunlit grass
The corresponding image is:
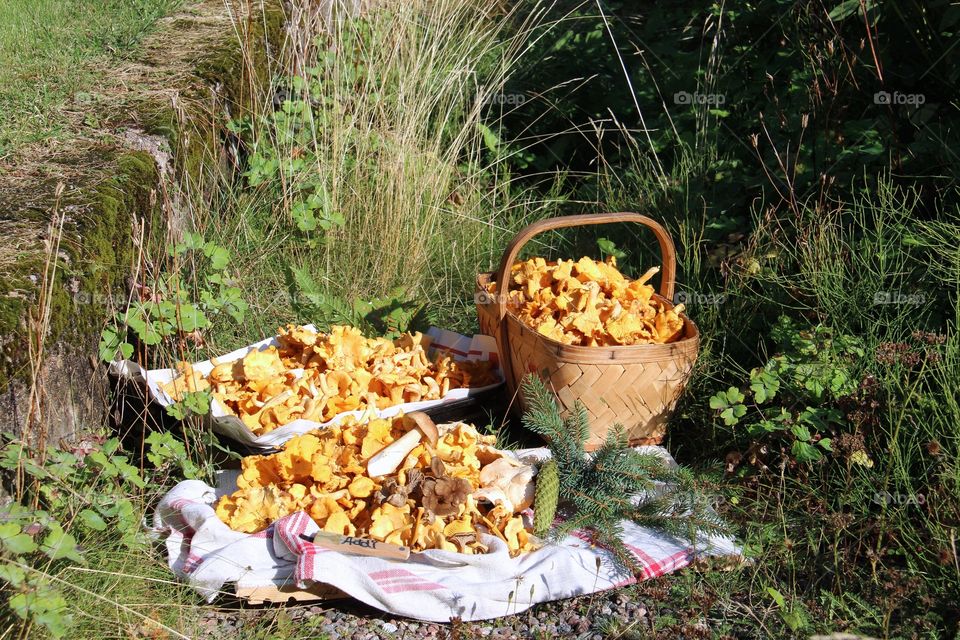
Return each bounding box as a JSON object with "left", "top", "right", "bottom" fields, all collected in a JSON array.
[{"left": 0, "top": 0, "right": 180, "bottom": 154}]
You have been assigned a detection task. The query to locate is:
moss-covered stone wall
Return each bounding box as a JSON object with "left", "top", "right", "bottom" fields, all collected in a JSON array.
[{"left": 0, "top": 1, "right": 287, "bottom": 442}]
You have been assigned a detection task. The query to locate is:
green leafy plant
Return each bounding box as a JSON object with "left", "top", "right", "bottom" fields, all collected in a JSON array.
[
  {"left": 290, "top": 186, "right": 345, "bottom": 234},
  {"left": 521, "top": 375, "right": 727, "bottom": 573},
  {"left": 0, "top": 435, "right": 162, "bottom": 637},
  {"left": 709, "top": 387, "right": 746, "bottom": 426},
  {"left": 767, "top": 586, "right": 811, "bottom": 633},
  {"left": 596, "top": 237, "right": 627, "bottom": 262},
  {"left": 709, "top": 317, "right": 862, "bottom": 464},
  {"left": 234, "top": 90, "right": 345, "bottom": 238},
  {"left": 99, "top": 234, "right": 246, "bottom": 362},
  {"left": 229, "top": 41, "right": 369, "bottom": 241},
  {"left": 288, "top": 265, "right": 423, "bottom": 338},
  {"left": 164, "top": 389, "right": 212, "bottom": 422},
  {"left": 145, "top": 431, "right": 200, "bottom": 479}
]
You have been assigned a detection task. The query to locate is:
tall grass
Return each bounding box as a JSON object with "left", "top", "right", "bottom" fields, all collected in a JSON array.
[
  {"left": 188, "top": 0, "right": 562, "bottom": 348},
  {"left": 156, "top": 0, "right": 960, "bottom": 634},
  {"left": 579, "top": 128, "right": 960, "bottom": 633},
  {"left": 714, "top": 184, "right": 959, "bottom": 635}
]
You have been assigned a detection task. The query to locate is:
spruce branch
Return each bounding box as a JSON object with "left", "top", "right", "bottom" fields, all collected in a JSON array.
[{"left": 521, "top": 374, "right": 730, "bottom": 576}]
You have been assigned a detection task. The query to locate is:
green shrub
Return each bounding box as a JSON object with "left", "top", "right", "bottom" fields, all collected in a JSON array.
[{"left": 0, "top": 433, "right": 201, "bottom": 638}]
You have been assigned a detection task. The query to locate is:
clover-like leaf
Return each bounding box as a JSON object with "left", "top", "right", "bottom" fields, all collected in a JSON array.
[
  {"left": 204, "top": 244, "right": 231, "bottom": 270},
  {"left": 709, "top": 393, "right": 727, "bottom": 410},
  {"left": 791, "top": 440, "right": 823, "bottom": 463},
  {"left": 98, "top": 326, "right": 134, "bottom": 362},
  {"left": 720, "top": 404, "right": 747, "bottom": 426},
  {"left": 0, "top": 563, "right": 26, "bottom": 586},
  {"left": 176, "top": 303, "right": 208, "bottom": 333}
]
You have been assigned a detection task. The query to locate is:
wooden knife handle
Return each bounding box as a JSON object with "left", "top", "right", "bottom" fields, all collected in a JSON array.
[{"left": 301, "top": 532, "right": 411, "bottom": 560}]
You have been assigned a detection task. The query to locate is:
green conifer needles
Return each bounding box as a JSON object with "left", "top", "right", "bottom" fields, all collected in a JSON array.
[{"left": 521, "top": 375, "right": 728, "bottom": 573}]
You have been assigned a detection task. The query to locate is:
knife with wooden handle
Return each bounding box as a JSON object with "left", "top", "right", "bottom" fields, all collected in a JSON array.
[{"left": 299, "top": 532, "right": 411, "bottom": 560}]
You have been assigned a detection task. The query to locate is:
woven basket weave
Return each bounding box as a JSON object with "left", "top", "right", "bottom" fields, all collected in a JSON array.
[{"left": 476, "top": 213, "right": 699, "bottom": 450}]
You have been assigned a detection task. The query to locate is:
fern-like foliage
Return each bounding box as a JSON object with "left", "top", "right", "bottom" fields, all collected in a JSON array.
[
  {"left": 288, "top": 265, "right": 424, "bottom": 337},
  {"left": 521, "top": 375, "right": 729, "bottom": 575}
]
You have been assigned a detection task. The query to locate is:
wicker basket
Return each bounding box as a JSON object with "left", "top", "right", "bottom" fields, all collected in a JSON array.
[{"left": 476, "top": 213, "right": 699, "bottom": 450}]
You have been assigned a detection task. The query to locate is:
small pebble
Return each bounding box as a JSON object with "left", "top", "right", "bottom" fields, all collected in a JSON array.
[{"left": 382, "top": 622, "right": 398, "bottom": 634}]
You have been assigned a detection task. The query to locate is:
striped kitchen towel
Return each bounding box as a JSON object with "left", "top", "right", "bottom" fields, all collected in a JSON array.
[{"left": 152, "top": 448, "right": 739, "bottom": 622}]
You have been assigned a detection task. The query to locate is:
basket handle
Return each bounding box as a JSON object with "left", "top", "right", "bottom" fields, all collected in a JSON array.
[
  {"left": 493, "top": 213, "right": 677, "bottom": 391},
  {"left": 494, "top": 212, "right": 677, "bottom": 319}
]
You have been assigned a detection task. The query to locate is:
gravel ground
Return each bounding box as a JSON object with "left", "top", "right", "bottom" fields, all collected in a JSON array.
[{"left": 194, "top": 588, "right": 653, "bottom": 639}]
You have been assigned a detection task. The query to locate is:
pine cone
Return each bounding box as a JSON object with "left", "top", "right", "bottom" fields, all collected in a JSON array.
[{"left": 533, "top": 459, "right": 559, "bottom": 537}]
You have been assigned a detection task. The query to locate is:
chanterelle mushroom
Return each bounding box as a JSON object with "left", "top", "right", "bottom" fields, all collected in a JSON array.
[{"left": 367, "top": 412, "right": 440, "bottom": 477}]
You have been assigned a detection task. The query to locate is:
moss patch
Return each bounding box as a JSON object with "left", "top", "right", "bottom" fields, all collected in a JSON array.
[
  {"left": 0, "top": 148, "right": 160, "bottom": 388},
  {"left": 194, "top": 3, "right": 286, "bottom": 120}
]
